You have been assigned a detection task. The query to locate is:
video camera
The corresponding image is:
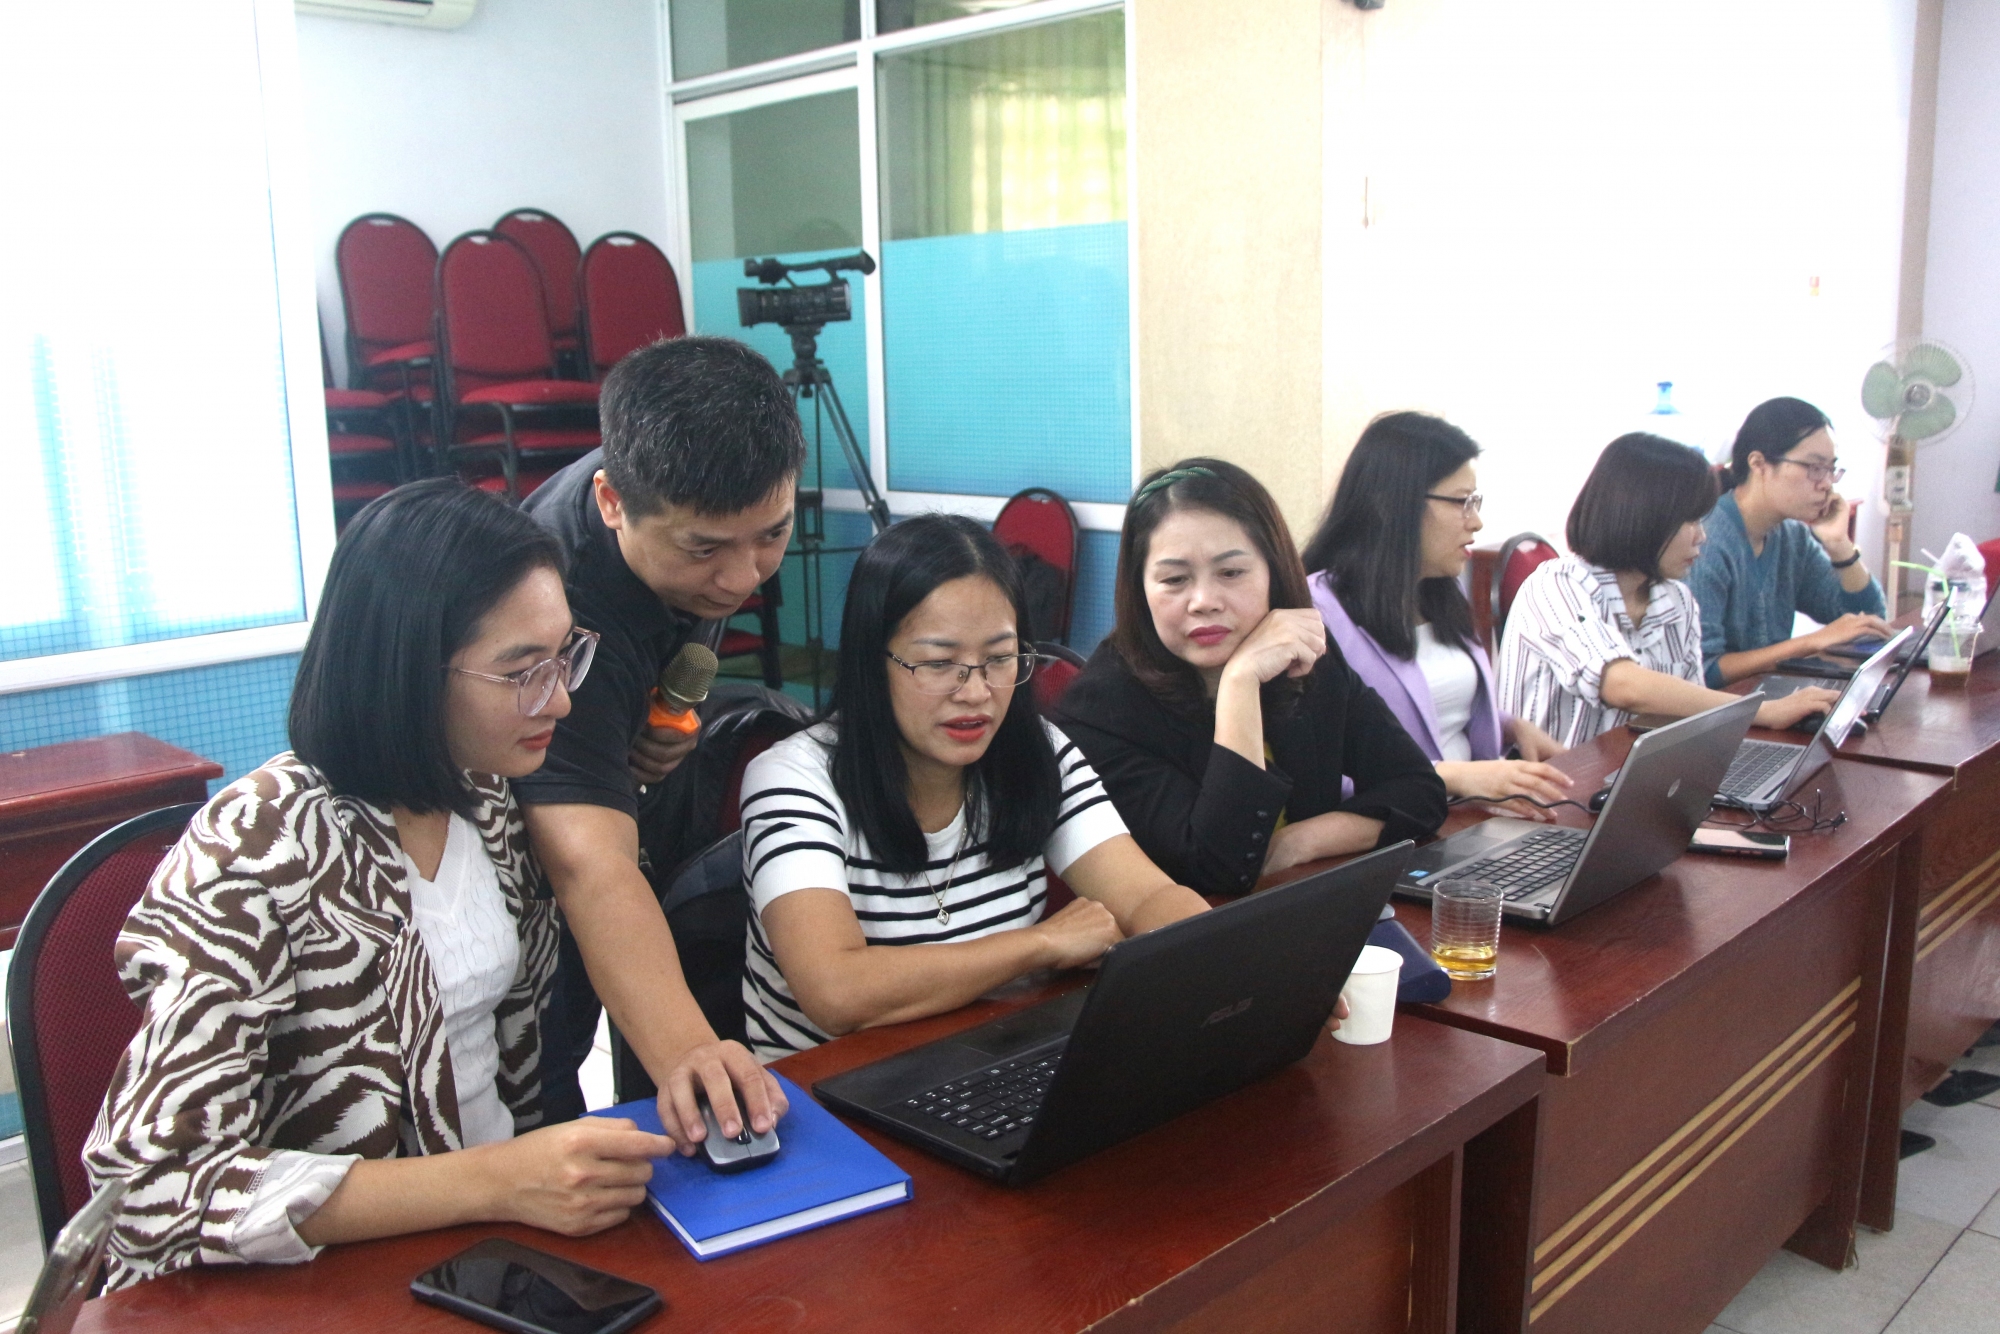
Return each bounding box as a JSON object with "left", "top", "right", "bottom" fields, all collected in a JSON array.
[{"left": 737, "top": 252, "right": 876, "bottom": 330}]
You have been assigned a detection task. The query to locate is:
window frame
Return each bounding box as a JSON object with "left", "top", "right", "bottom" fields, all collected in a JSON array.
[{"left": 663, "top": 0, "right": 1134, "bottom": 535}]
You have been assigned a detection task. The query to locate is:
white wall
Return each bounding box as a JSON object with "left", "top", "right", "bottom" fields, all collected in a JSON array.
[
  {"left": 297, "top": 0, "right": 674, "bottom": 384},
  {"left": 1913, "top": 0, "right": 2000, "bottom": 558},
  {"left": 1320, "top": 0, "right": 1920, "bottom": 572}
]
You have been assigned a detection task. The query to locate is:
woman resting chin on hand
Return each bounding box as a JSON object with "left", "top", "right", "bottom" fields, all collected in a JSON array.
[
  {"left": 1051, "top": 459, "right": 1448, "bottom": 899},
  {"left": 738, "top": 514, "right": 1208, "bottom": 1062},
  {"left": 84, "top": 481, "right": 686, "bottom": 1290}
]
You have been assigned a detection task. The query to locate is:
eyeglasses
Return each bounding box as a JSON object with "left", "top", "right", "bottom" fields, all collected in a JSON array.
[
  {"left": 1424, "top": 491, "right": 1484, "bottom": 517},
  {"left": 886, "top": 651, "right": 1041, "bottom": 696},
  {"left": 451, "top": 628, "right": 599, "bottom": 716},
  {"left": 1777, "top": 457, "right": 1845, "bottom": 484}
]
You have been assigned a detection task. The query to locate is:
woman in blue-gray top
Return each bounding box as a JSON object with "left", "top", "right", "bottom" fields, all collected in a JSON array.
[{"left": 1687, "top": 397, "right": 1894, "bottom": 686}]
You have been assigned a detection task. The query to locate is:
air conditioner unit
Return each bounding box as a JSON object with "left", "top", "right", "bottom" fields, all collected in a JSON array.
[{"left": 295, "top": 0, "right": 476, "bottom": 30}]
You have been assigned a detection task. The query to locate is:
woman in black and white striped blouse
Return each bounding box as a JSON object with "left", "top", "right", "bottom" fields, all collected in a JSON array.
[
  {"left": 738, "top": 514, "right": 1208, "bottom": 1060},
  {"left": 1496, "top": 434, "right": 1839, "bottom": 748}
]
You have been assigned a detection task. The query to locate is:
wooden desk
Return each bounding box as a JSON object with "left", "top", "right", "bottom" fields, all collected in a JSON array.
[
  {"left": 0, "top": 733, "right": 220, "bottom": 949},
  {"left": 1829, "top": 651, "right": 2000, "bottom": 1118},
  {"left": 1298, "top": 730, "right": 1946, "bottom": 1334},
  {"left": 77, "top": 980, "right": 1544, "bottom": 1334}
]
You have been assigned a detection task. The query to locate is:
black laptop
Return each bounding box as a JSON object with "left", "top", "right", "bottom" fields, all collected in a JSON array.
[
  {"left": 813, "top": 842, "right": 1411, "bottom": 1185},
  {"left": 1394, "top": 694, "right": 1759, "bottom": 926}
]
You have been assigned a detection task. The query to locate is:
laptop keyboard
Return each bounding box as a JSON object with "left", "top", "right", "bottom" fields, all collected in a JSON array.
[
  {"left": 901, "top": 1052, "right": 1060, "bottom": 1141},
  {"left": 1437, "top": 827, "right": 1586, "bottom": 902},
  {"left": 1719, "top": 740, "right": 1797, "bottom": 798}
]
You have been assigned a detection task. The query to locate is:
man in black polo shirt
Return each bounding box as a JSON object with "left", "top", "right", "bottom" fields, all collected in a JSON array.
[{"left": 518, "top": 337, "right": 798, "bottom": 1147}]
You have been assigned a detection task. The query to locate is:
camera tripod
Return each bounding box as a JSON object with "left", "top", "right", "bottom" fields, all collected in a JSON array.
[{"left": 780, "top": 320, "right": 890, "bottom": 705}]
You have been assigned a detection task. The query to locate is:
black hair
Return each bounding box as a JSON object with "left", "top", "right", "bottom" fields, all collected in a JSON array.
[
  {"left": 289, "top": 478, "right": 565, "bottom": 815},
  {"left": 1566, "top": 433, "right": 1720, "bottom": 590},
  {"left": 1725, "top": 396, "right": 1832, "bottom": 488},
  {"left": 600, "top": 336, "right": 805, "bottom": 517},
  {"left": 1110, "top": 458, "right": 1313, "bottom": 714},
  {"left": 829, "top": 514, "right": 1059, "bottom": 876},
  {"left": 1300, "top": 411, "right": 1481, "bottom": 660}
]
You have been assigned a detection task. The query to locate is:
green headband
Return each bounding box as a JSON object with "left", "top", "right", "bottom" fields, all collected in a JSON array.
[{"left": 1132, "top": 465, "right": 1217, "bottom": 505}]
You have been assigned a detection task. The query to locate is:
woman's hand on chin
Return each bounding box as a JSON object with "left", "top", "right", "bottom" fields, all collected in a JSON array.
[
  {"left": 1222, "top": 608, "right": 1327, "bottom": 687},
  {"left": 1032, "top": 897, "right": 1122, "bottom": 970}
]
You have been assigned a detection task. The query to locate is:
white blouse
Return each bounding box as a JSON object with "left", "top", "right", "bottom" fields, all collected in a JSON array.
[
  {"left": 1413, "top": 624, "right": 1479, "bottom": 762},
  {"left": 230, "top": 814, "right": 519, "bottom": 1263}
]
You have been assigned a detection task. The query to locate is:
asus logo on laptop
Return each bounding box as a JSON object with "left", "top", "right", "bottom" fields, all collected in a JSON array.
[{"left": 1202, "top": 997, "right": 1254, "bottom": 1028}]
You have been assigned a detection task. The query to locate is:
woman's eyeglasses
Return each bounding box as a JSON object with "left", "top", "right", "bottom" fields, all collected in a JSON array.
[
  {"left": 1778, "top": 457, "right": 1845, "bottom": 485},
  {"left": 452, "top": 628, "right": 600, "bottom": 716},
  {"left": 886, "top": 651, "right": 1041, "bottom": 696},
  {"left": 1424, "top": 491, "right": 1484, "bottom": 518}
]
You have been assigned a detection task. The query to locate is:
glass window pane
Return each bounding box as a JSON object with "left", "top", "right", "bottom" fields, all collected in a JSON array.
[
  {"left": 879, "top": 13, "right": 1125, "bottom": 240},
  {"left": 684, "top": 89, "right": 870, "bottom": 494},
  {"left": 670, "top": 0, "right": 860, "bottom": 81},
  {"left": 876, "top": 0, "right": 1045, "bottom": 36},
  {"left": 876, "top": 13, "right": 1130, "bottom": 503},
  {"left": 0, "top": 2, "right": 306, "bottom": 662}
]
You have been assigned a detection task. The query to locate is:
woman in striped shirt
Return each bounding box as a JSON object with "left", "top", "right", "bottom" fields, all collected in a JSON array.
[
  {"left": 1496, "top": 434, "right": 1839, "bottom": 748},
  {"left": 739, "top": 514, "right": 1208, "bottom": 1060}
]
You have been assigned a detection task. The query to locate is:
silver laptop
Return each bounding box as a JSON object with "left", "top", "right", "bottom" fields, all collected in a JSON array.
[
  {"left": 1765, "top": 600, "right": 1949, "bottom": 716},
  {"left": 1715, "top": 627, "right": 1911, "bottom": 812},
  {"left": 1394, "top": 695, "right": 1759, "bottom": 926}
]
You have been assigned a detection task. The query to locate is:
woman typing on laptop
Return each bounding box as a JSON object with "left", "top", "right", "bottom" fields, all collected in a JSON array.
[
  {"left": 1497, "top": 433, "right": 1839, "bottom": 748},
  {"left": 1300, "top": 411, "right": 1573, "bottom": 813},
  {"left": 83, "top": 483, "right": 702, "bottom": 1289},
  {"left": 737, "top": 515, "right": 1207, "bottom": 1061},
  {"left": 1051, "top": 460, "right": 1446, "bottom": 898},
  {"left": 1686, "top": 396, "right": 1895, "bottom": 685}
]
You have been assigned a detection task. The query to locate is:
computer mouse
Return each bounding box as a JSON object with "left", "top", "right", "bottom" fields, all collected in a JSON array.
[
  {"left": 695, "top": 1089, "right": 781, "bottom": 1173},
  {"left": 1588, "top": 785, "right": 1613, "bottom": 814}
]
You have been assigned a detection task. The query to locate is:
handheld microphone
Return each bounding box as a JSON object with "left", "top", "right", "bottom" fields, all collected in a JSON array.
[{"left": 648, "top": 644, "right": 719, "bottom": 735}]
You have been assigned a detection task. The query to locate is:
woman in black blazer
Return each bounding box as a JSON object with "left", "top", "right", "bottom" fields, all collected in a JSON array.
[{"left": 1052, "top": 459, "right": 1447, "bottom": 897}]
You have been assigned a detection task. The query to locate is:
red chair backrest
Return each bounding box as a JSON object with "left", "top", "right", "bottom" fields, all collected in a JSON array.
[
  {"left": 7, "top": 803, "right": 198, "bottom": 1246},
  {"left": 1031, "top": 641, "right": 1086, "bottom": 713},
  {"left": 579, "top": 232, "right": 687, "bottom": 378},
  {"left": 436, "top": 231, "right": 560, "bottom": 399},
  {"left": 1494, "top": 533, "right": 1560, "bottom": 639},
  {"left": 1979, "top": 538, "right": 2000, "bottom": 585},
  {"left": 335, "top": 213, "right": 437, "bottom": 369},
  {"left": 995, "top": 489, "right": 1081, "bottom": 642},
  {"left": 495, "top": 209, "right": 583, "bottom": 343}
]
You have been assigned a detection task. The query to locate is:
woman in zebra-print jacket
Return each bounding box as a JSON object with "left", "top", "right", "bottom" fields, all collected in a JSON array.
[{"left": 84, "top": 482, "right": 676, "bottom": 1289}]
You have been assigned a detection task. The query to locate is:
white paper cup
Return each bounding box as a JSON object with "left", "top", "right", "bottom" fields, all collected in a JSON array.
[{"left": 1333, "top": 944, "right": 1403, "bottom": 1046}]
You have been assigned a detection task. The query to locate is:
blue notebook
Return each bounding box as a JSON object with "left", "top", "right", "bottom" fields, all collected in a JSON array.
[{"left": 587, "top": 1073, "right": 911, "bottom": 1260}]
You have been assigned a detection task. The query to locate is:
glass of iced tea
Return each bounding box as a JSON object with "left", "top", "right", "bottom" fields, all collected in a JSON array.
[{"left": 1431, "top": 879, "right": 1503, "bottom": 980}]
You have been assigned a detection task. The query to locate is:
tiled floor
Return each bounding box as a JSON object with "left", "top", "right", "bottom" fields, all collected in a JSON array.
[
  {"left": 3, "top": 1029, "right": 1997, "bottom": 1331},
  {"left": 1708, "top": 1035, "right": 2000, "bottom": 1334}
]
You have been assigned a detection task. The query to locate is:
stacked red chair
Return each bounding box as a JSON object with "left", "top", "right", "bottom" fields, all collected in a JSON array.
[
  {"left": 334, "top": 214, "right": 438, "bottom": 453},
  {"left": 435, "top": 230, "right": 601, "bottom": 501},
  {"left": 320, "top": 328, "right": 403, "bottom": 529},
  {"left": 495, "top": 208, "right": 585, "bottom": 377},
  {"left": 578, "top": 231, "right": 688, "bottom": 379}
]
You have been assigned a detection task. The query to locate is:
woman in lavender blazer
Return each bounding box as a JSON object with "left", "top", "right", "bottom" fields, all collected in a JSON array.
[{"left": 1303, "top": 413, "right": 1571, "bottom": 810}]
